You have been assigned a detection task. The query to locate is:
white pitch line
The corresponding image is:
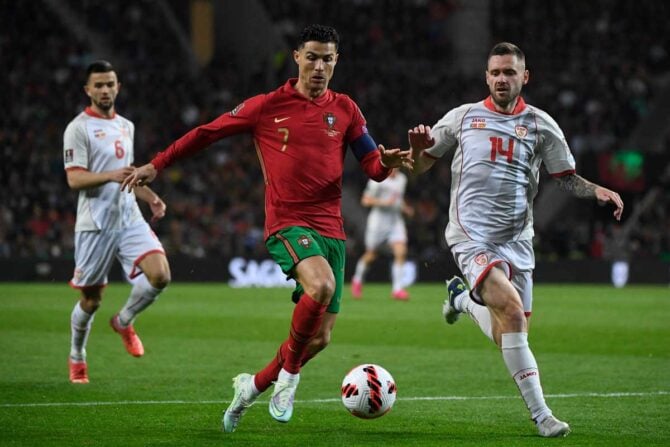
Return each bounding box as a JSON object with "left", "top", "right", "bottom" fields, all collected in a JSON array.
[{"left": 1, "top": 391, "right": 667, "bottom": 409}]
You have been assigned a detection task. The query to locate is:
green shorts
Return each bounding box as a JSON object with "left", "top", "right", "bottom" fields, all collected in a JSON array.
[{"left": 266, "top": 226, "right": 345, "bottom": 313}]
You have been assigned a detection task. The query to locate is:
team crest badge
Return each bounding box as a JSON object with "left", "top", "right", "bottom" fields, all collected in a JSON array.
[
  {"left": 65, "top": 149, "right": 74, "bottom": 163},
  {"left": 474, "top": 253, "right": 489, "bottom": 266},
  {"left": 323, "top": 112, "right": 336, "bottom": 128},
  {"left": 515, "top": 125, "right": 528, "bottom": 139},
  {"left": 297, "top": 235, "right": 311, "bottom": 249},
  {"left": 230, "top": 102, "right": 245, "bottom": 116},
  {"left": 323, "top": 112, "right": 340, "bottom": 137}
]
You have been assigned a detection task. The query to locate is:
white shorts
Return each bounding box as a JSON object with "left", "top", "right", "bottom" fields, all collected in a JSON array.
[
  {"left": 70, "top": 221, "right": 165, "bottom": 288},
  {"left": 364, "top": 220, "right": 407, "bottom": 250},
  {"left": 451, "top": 239, "right": 534, "bottom": 314}
]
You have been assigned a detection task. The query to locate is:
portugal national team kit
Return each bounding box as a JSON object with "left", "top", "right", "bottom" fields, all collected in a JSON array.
[{"left": 152, "top": 78, "right": 389, "bottom": 241}]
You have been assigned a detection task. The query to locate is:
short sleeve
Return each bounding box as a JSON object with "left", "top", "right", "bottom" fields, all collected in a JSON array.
[
  {"left": 363, "top": 179, "right": 381, "bottom": 198},
  {"left": 425, "top": 108, "right": 461, "bottom": 159},
  {"left": 63, "top": 119, "right": 89, "bottom": 170},
  {"left": 536, "top": 110, "right": 576, "bottom": 176}
]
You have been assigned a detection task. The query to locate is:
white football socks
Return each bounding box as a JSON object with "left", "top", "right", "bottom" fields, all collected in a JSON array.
[
  {"left": 455, "top": 292, "right": 494, "bottom": 342},
  {"left": 501, "top": 332, "right": 551, "bottom": 422},
  {"left": 352, "top": 259, "right": 367, "bottom": 283},
  {"left": 70, "top": 301, "right": 94, "bottom": 361},
  {"left": 118, "top": 275, "right": 162, "bottom": 327},
  {"left": 391, "top": 263, "right": 404, "bottom": 292}
]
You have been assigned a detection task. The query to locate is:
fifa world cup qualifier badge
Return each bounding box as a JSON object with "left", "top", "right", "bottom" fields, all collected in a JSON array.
[{"left": 297, "top": 235, "right": 311, "bottom": 249}]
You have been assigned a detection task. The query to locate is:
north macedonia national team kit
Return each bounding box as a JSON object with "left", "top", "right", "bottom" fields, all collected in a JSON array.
[
  {"left": 64, "top": 107, "right": 165, "bottom": 287},
  {"left": 150, "top": 78, "right": 391, "bottom": 312},
  {"left": 424, "top": 96, "right": 576, "bottom": 312},
  {"left": 361, "top": 171, "right": 409, "bottom": 250}
]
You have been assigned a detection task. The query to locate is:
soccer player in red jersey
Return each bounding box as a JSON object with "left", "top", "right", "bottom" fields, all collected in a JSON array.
[{"left": 122, "top": 24, "right": 412, "bottom": 431}]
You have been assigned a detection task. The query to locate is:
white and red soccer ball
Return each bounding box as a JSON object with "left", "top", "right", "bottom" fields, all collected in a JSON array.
[{"left": 341, "top": 364, "right": 397, "bottom": 419}]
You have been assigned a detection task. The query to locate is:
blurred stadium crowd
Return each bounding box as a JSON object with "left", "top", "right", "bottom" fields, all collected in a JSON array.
[{"left": 1, "top": 0, "right": 669, "bottom": 265}]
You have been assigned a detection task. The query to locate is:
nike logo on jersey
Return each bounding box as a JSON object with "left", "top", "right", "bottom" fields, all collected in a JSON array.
[{"left": 274, "top": 117, "right": 290, "bottom": 123}]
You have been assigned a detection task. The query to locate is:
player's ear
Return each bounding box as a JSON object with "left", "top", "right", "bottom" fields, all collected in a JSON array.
[
  {"left": 523, "top": 69, "right": 529, "bottom": 85},
  {"left": 293, "top": 49, "right": 300, "bottom": 65}
]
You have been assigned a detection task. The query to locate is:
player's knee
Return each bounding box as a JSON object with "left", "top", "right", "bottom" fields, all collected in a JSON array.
[
  {"left": 306, "top": 278, "right": 336, "bottom": 303},
  {"left": 501, "top": 299, "right": 526, "bottom": 329},
  {"left": 147, "top": 268, "right": 171, "bottom": 290},
  {"left": 80, "top": 289, "right": 102, "bottom": 313}
]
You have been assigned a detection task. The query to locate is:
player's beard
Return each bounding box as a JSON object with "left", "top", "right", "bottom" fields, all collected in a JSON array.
[
  {"left": 94, "top": 98, "right": 114, "bottom": 112},
  {"left": 492, "top": 89, "right": 518, "bottom": 109}
]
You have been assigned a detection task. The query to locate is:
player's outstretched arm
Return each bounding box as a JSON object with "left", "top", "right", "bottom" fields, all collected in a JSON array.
[
  {"left": 66, "top": 167, "right": 135, "bottom": 190},
  {"left": 408, "top": 125, "right": 436, "bottom": 174},
  {"left": 555, "top": 174, "right": 624, "bottom": 221},
  {"left": 378, "top": 145, "right": 413, "bottom": 170},
  {"left": 121, "top": 163, "right": 158, "bottom": 193}
]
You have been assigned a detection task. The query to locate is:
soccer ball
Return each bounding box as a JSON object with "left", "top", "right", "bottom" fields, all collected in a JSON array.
[{"left": 341, "top": 364, "right": 397, "bottom": 419}]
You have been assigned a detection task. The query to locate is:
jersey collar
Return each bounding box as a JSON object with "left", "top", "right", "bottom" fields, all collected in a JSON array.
[
  {"left": 84, "top": 106, "right": 115, "bottom": 119},
  {"left": 284, "top": 78, "right": 332, "bottom": 106},
  {"left": 483, "top": 96, "right": 527, "bottom": 115}
]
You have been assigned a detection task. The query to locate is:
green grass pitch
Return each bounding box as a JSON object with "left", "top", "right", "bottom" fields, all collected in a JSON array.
[{"left": 0, "top": 282, "right": 668, "bottom": 446}]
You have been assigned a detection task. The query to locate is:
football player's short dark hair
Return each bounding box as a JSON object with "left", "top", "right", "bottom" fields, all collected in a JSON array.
[
  {"left": 488, "top": 42, "right": 525, "bottom": 62},
  {"left": 85, "top": 60, "right": 115, "bottom": 82},
  {"left": 298, "top": 24, "right": 339, "bottom": 50}
]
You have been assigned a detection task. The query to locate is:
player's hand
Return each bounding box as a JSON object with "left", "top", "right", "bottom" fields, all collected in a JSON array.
[
  {"left": 379, "top": 145, "right": 414, "bottom": 170},
  {"left": 408, "top": 125, "right": 435, "bottom": 155},
  {"left": 148, "top": 196, "right": 166, "bottom": 223},
  {"left": 108, "top": 167, "right": 136, "bottom": 184},
  {"left": 121, "top": 163, "right": 157, "bottom": 192},
  {"left": 595, "top": 186, "right": 624, "bottom": 221}
]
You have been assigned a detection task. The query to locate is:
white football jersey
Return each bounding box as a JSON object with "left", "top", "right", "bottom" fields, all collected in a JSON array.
[
  {"left": 426, "top": 97, "right": 576, "bottom": 245},
  {"left": 63, "top": 108, "right": 144, "bottom": 232},
  {"left": 363, "top": 171, "right": 408, "bottom": 232}
]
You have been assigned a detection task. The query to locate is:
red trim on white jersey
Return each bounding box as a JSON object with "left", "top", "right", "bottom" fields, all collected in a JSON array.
[
  {"left": 455, "top": 105, "right": 475, "bottom": 241},
  {"left": 470, "top": 259, "right": 512, "bottom": 305},
  {"left": 84, "top": 106, "right": 116, "bottom": 119},
  {"left": 65, "top": 166, "right": 87, "bottom": 171},
  {"left": 129, "top": 249, "right": 166, "bottom": 279},
  {"left": 550, "top": 169, "right": 576, "bottom": 178},
  {"left": 68, "top": 281, "right": 108, "bottom": 291},
  {"left": 483, "top": 96, "right": 527, "bottom": 115}
]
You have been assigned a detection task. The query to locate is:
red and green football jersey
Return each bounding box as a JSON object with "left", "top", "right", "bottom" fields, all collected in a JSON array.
[{"left": 152, "top": 79, "right": 379, "bottom": 240}]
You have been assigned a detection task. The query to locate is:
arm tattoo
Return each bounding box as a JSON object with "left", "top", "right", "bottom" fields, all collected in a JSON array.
[{"left": 555, "top": 174, "right": 597, "bottom": 198}]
